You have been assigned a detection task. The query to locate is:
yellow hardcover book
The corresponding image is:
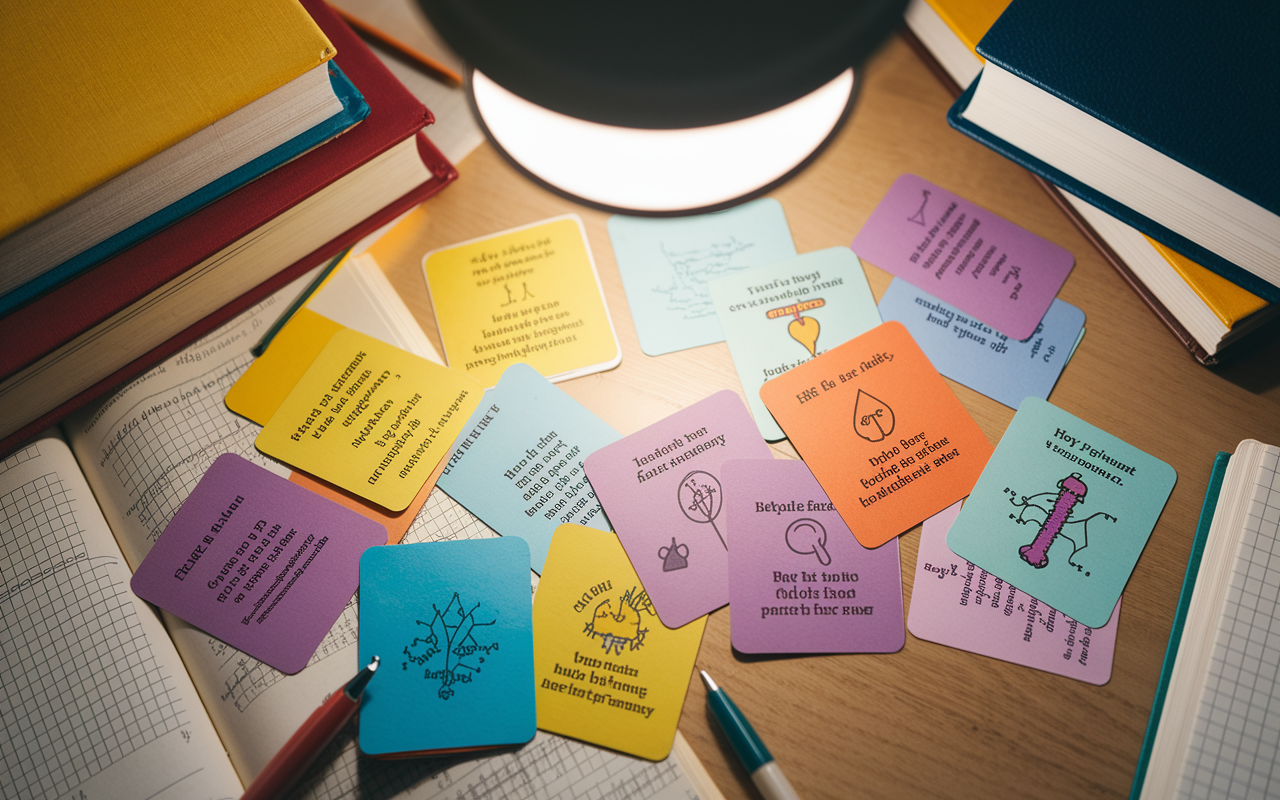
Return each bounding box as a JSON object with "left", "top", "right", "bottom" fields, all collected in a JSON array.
[
  {"left": 1, "top": 0, "right": 335, "bottom": 238},
  {"left": 1147, "top": 238, "right": 1268, "bottom": 328},
  {"left": 923, "top": 0, "right": 1010, "bottom": 54}
]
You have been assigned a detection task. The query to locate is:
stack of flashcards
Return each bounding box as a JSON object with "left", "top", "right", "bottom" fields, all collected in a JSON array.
[
  {"left": 710, "top": 247, "right": 882, "bottom": 440},
  {"left": 423, "top": 215, "right": 621, "bottom": 388},
  {"left": 132, "top": 454, "right": 386, "bottom": 673},
  {"left": 608, "top": 198, "right": 796, "bottom": 356},
  {"left": 585, "top": 391, "right": 773, "bottom": 628},
  {"left": 945, "top": 398, "right": 1176, "bottom": 629},
  {"left": 532, "top": 525, "right": 706, "bottom": 761},
  {"left": 723, "top": 459, "right": 905, "bottom": 655},
  {"left": 358, "top": 537, "right": 536, "bottom": 756},
  {"left": 437, "top": 363, "right": 620, "bottom": 572},
  {"left": 907, "top": 502, "right": 1119, "bottom": 684},
  {"left": 761, "top": 321, "right": 994, "bottom": 548}
]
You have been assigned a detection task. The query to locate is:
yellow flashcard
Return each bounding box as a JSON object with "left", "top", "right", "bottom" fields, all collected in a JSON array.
[
  {"left": 423, "top": 215, "right": 621, "bottom": 388},
  {"left": 255, "top": 329, "right": 481, "bottom": 511},
  {"left": 533, "top": 525, "right": 706, "bottom": 761},
  {"left": 226, "top": 307, "right": 343, "bottom": 425}
]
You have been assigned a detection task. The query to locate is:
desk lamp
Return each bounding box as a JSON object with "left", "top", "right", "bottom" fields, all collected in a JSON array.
[{"left": 416, "top": 0, "right": 909, "bottom": 215}]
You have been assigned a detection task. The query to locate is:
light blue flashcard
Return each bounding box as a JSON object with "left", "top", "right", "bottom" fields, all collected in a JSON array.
[
  {"left": 358, "top": 537, "right": 534, "bottom": 756},
  {"left": 946, "top": 398, "right": 1176, "bottom": 628},
  {"left": 710, "top": 248, "right": 881, "bottom": 440},
  {"left": 607, "top": 198, "right": 796, "bottom": 356},
  {"left": 877, "top": 279, "right": 1085, "bottom": 409},
  {"left": 437, "top": 363, "right": 619, "bottom": 572}
]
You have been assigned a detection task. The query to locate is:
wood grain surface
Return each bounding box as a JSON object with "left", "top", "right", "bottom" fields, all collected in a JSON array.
[{"left": 372, "top": 35, "right": 1280, "bottom": 800}]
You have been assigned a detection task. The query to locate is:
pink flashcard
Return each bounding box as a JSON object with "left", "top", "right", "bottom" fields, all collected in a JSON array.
[
  {"left": 131, "top": 454, "right": 386, "bottom": 673},
  {"left": 584, "top": 391, "right": 773, "bottom": 628},
  {"left": 852, "top": 174, "right": 1074, "bottom": 340},
  {"left": 906, "top": 502, "right": 1118, "bottom": 684},
  {"left": 723, "top": 459, "right": 904, "bottom": 655}
]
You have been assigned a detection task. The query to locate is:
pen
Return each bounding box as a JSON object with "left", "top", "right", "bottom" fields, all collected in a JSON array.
[
  {"left": 240, "top": 656, "right": 379, "bottom": 800},
  {"left": 250, "top": 247, "right": 350, "bottom": 357},
  {"left": 329, "top": 5, "right": 463, "bottom": 86},
  {"left": 700, "top": 670, "right": 801, "bottom": 800}
]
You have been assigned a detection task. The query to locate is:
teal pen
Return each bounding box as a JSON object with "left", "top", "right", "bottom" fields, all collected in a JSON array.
[{"left": 700, "top": 670, "right": 801, "bottom": 800}]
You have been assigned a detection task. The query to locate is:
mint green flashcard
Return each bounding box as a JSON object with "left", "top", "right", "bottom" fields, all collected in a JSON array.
[
  {"left": 607, "top": 198, "right": 796, "bottom": 356},
  {"left": 709, "top": 247, "right": 881, "bottom": 440},
  {"left": 946, "top": 398, "right": 1176, "bottom": 627}
]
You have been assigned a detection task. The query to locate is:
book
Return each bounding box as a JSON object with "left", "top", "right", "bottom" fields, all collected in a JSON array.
[
  {"left": 1130, "top": 440, "right": 1280, "bottom": 799},
  {"left": 946, "top": 0, "right": 1280, "bottom": 302},
  {"left": 901, "top": 0, "right": 1277, "bottom": 363},
  {"left": 0, "top": 0, "right": 458, "bottom": 458},
  {"left": 0, "top": 271, "right": 726, "bottom": 800},
  {"left": 0, "top": 0, "right": 345, "bottom": 307}
]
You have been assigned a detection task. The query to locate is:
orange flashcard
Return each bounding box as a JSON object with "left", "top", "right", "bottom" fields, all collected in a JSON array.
[{"left": 760, "top": 321, "right": 993, "bottom": 548}]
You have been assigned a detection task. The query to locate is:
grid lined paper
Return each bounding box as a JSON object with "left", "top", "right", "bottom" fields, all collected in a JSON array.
[
  {"left": 0, "top": 457, "right": 187, "bottom": 800},
  {"left": 1180, "top": 446, "right": 1280, "bottom": 799}
]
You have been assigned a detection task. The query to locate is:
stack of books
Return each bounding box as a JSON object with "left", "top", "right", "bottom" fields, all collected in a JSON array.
[
  {"left": 0, "top": 0, "right": 458, "bottom": 455},
  {"left": 903, "top": 0, "right": 1279, "bottom": 365}
]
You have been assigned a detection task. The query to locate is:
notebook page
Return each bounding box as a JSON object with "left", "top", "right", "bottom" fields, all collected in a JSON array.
[
  {"left": 1178, "top": 444, "right": 1280, "bottom": 799},
  {"left": 0, "top": 438, "right": 241, "bottom": 799}
]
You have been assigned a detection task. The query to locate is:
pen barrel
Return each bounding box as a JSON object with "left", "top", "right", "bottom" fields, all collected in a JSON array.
[
  {"left": 752, "top": 760, "right": 802, "bottom": 800},
  {"left": 707, "top": 689, "right": 773, "bottom": 774},
  {"left": 240, "top": 690, "right": 356, "bottom": 800}
]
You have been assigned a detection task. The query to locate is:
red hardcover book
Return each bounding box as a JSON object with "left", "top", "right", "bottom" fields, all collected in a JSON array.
[{"left": 0, "top": 0, "right": 458, "bottom": 455}]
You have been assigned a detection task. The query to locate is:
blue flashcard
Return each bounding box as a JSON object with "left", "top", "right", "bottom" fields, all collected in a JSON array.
[
  {"left": 358, "top": 537, "right": 535, "bottom": 756},
  {"left": 710, "top": 248, "right": 881, "bottom": 440},
  {"left": 437, "top": 363, "right": 620, "bottom": 572},
  {"left": 608, "top": 198, "right": 796, "bottom": 356},
  {"left": 877, "top": 279, "right": 1085, "bottom": 409},
  {"left": 945, "top": 398, "right": 1176, "bottom": 628}
]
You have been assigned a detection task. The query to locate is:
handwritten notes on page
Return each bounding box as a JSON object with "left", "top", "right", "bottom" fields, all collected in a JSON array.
[
  {"left": 423, "top": 215, "right": 620, "bottom": 388},
  {"left": 130, "top": 454, "right": 385, "bottom": 673},
  {"left": 255, "top": 329, "right": 481, "bottom": 511},
  {"left": 853, "top": 174, "right": 1074, "bottom": 339}
]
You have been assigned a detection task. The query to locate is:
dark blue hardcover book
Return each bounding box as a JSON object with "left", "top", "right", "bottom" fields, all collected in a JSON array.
[{"left": 947, "top": 0, "right": 1280, "bottom": 303}]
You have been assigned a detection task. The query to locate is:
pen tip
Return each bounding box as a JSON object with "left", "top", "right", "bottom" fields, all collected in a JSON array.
[
  {"left": 700, "top": 670, "right": 717, "bottom": 692},
  {"left": 368, "top": 655, "right": 380, "bottom": 672}
]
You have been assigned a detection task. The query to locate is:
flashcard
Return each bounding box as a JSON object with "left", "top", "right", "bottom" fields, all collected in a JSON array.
[
  {"left": 946, "top": 398, "right": 1176, "bottom": 628},
  {"left": 131, "top": 454, "right": 385, "bottom": 674},
  {"left": 760, "top": 321, "right": 994, "bottom": 549},
  {"left": 422, "top": 215, "right": 621, "bottom": 388},
  {"left": 255, "top": 329, "right": 482, "bottom": 512},
  {"left": 358, "top": 537, "right": 535, "bottom": 756},
  {"left": 533, "top": 525, "right": 706, "bottom": 761},
  {"left": 710, "top": 247, "right": 882, "bottom": 440},
  {"left": 584, "top": 391, "right": 772, "bottom": 628},
  {"left": 608, "top": 198, "right": 796, "bottom": 356},
  {"left": 437, "top": 363, "right": 620, "bottom": 572},
  {"left": 907, "top": 502, "right": 1118, "bottom": 684},
  {"left": 852, "top": 174, "right": 1074, "bottom": 340},
  {"left": 878, "top": 279, "right": 1084, "bottom": 408},
  {"left": 722, "top": 459, "right": 904, "bottom": 655}
]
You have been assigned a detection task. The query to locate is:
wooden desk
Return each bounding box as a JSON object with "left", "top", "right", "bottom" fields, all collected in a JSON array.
[{"left": 374, "top": 35, "right": 1280, "bottom": 800}]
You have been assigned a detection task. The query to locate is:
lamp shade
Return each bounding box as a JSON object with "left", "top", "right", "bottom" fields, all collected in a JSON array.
[{"left": 418, "top": 0, "right": 908, "bottom": 213}]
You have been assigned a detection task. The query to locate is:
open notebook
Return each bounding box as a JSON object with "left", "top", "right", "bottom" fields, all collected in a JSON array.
[
  {"left": 1133, "top": 440, "right": 1280, "bottom": 799},
  {"left": 0, "top": 239, "right": 722, "bottom": 799}
]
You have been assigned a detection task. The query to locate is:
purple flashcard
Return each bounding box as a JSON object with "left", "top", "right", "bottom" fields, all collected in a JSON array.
[
  {"left": 852, "top": 174, "right": 1074, "bottom": 340},
  {"left": 723, "top": 459, "right": 904, "bottom": 654},
  {"left": 584, "top": 391, "right": 772, "bottom": 628},
  {"left": 131, "top": 454, "right": 386, "bottom": 673},
  {"left": 906, "top": 502, "right": 1118, "bottom": 684}
]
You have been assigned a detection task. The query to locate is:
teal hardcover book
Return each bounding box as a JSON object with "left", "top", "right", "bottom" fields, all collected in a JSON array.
[{"left": 358, "top": 537, "right": 536, "bottom": 756}]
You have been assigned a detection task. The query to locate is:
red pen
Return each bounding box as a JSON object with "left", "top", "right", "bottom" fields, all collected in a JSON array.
[{"left": 241, "top": 656, "right": 379, "bottom": 800}]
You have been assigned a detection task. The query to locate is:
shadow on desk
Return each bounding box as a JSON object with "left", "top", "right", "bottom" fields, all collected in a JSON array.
[{"left": 1214, "top": 315, "right": 1280, "bottom": 394}]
